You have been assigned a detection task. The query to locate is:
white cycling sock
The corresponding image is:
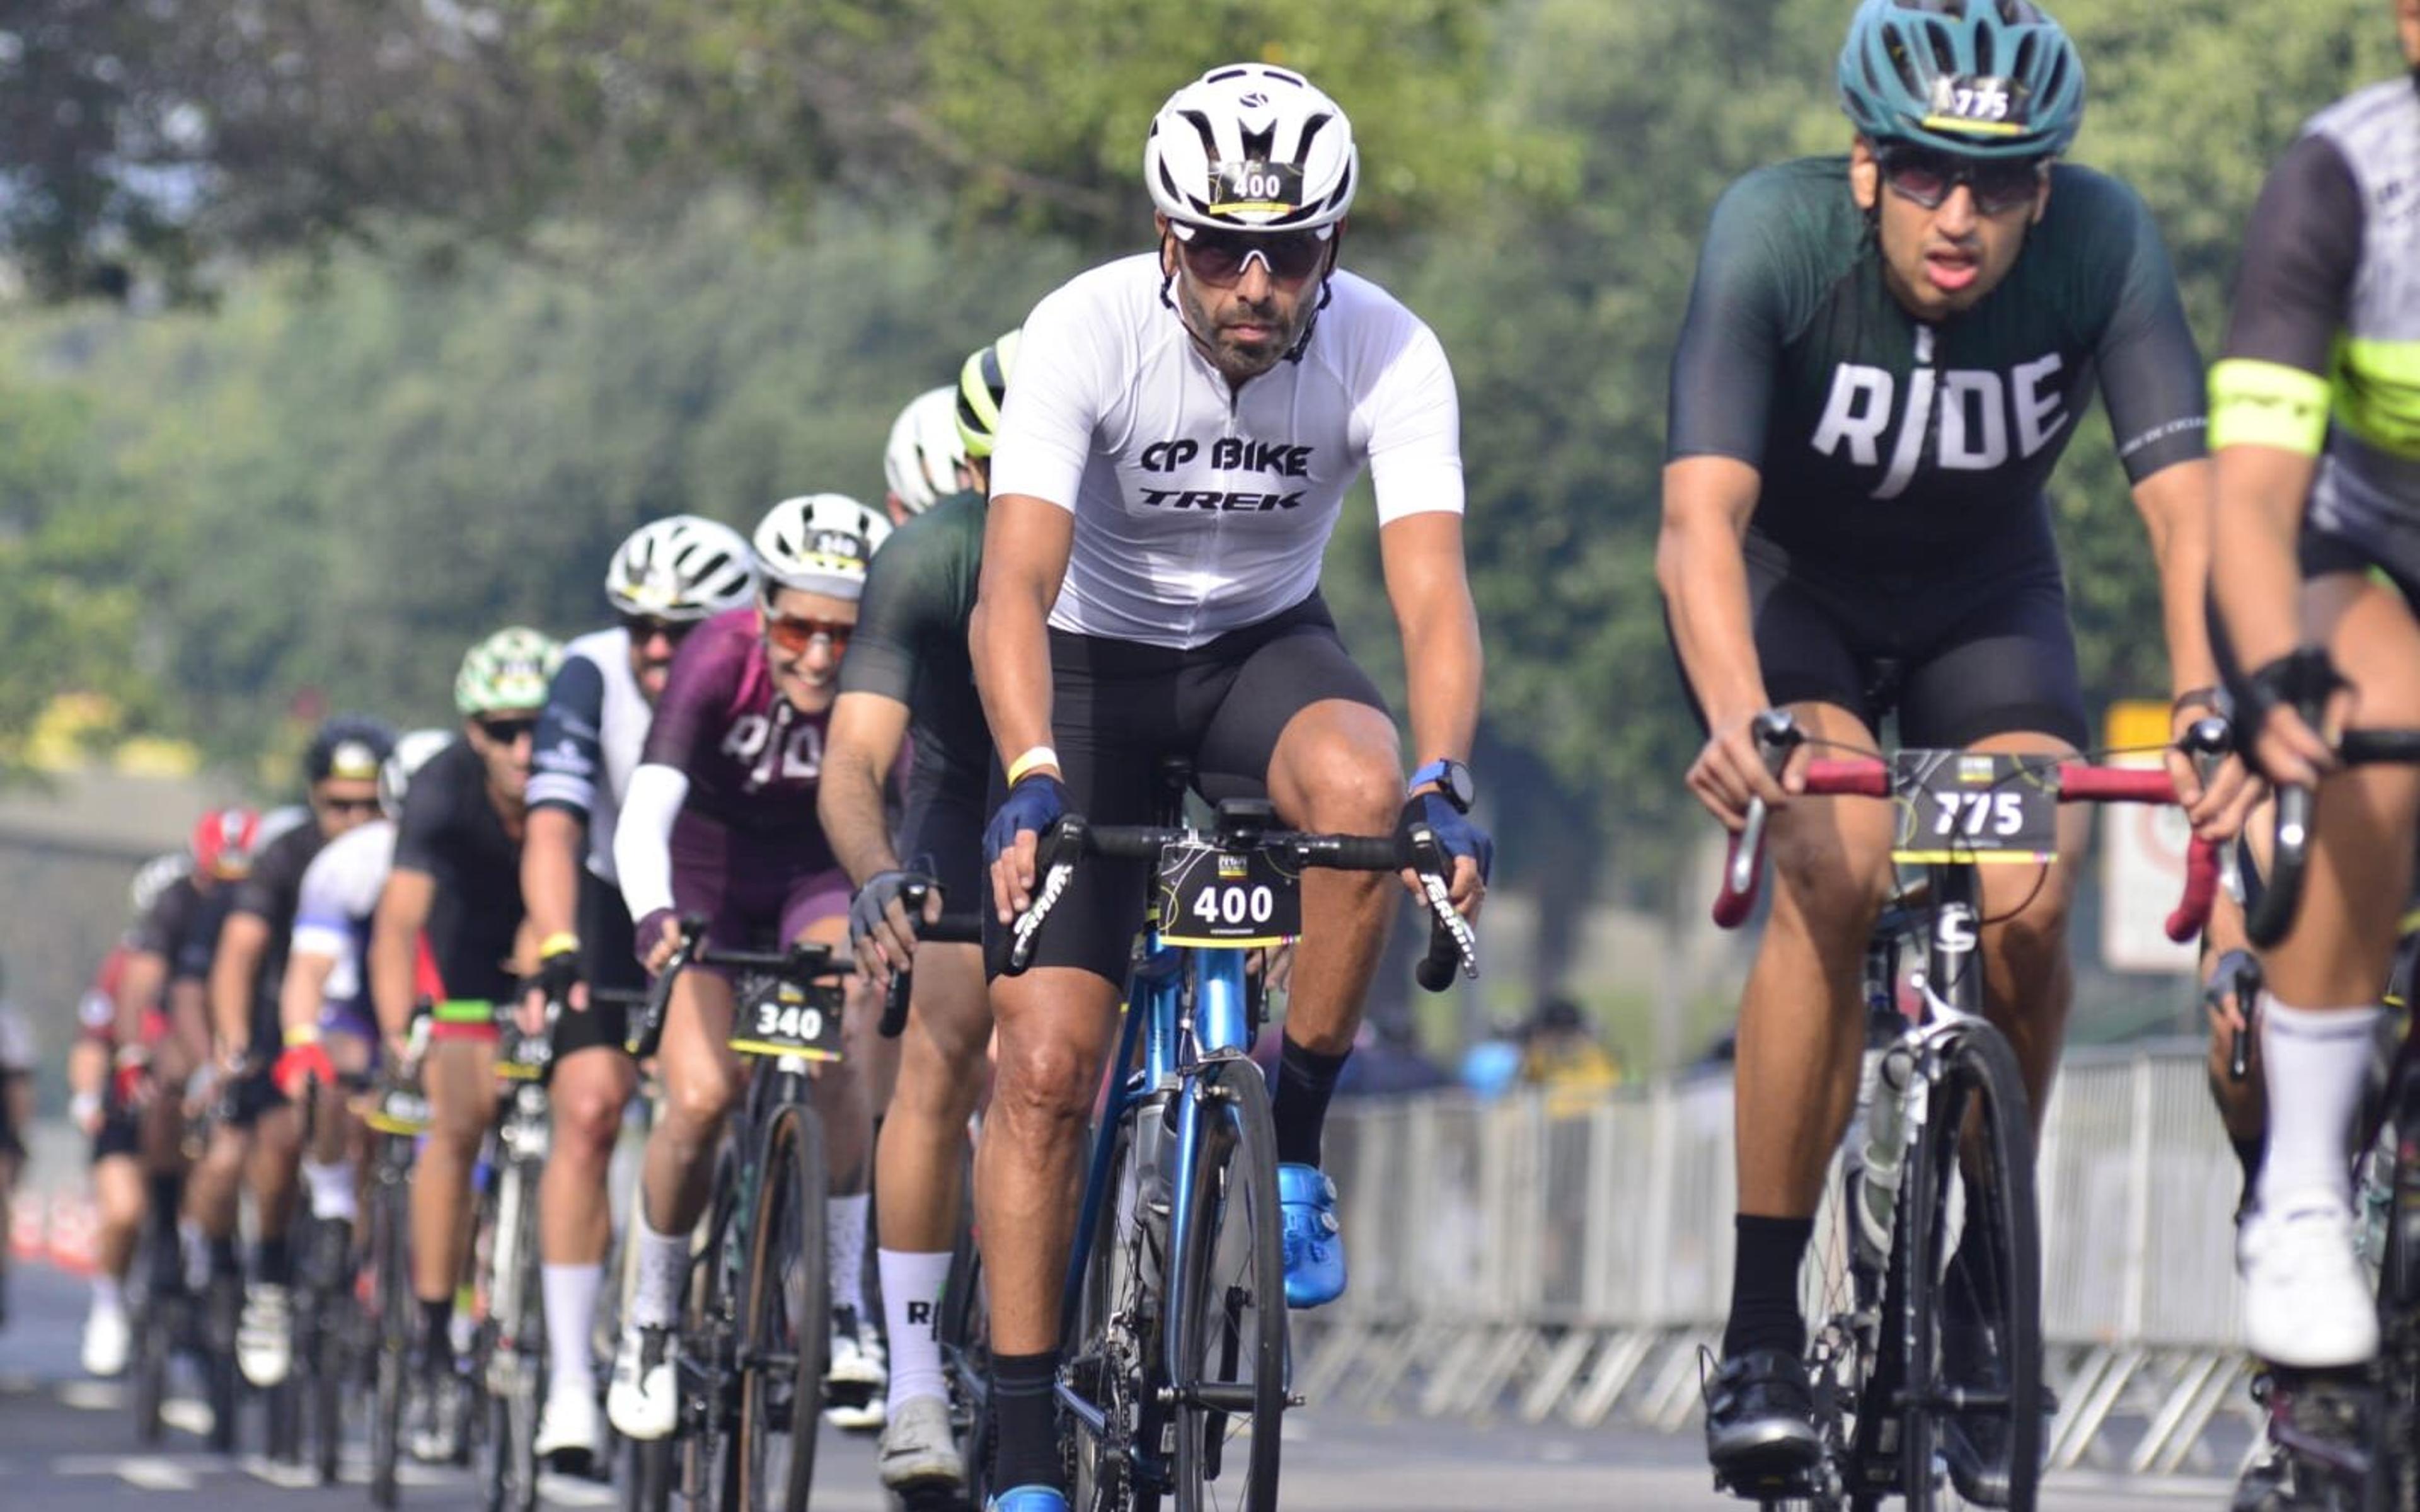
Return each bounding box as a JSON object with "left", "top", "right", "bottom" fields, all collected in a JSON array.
[
  {"left": 879, "top": 1249, "right": 953, "bottom": 1411},
  {"left": 543, "top": 1263, "right": 603, "bottom": 1394},
  {"left": 630, "top": 1210, "right": 689, "bottom": 1330},
  {"left": 91, "top": 1273, "right": 124, "bottom": 1315},
  {"left": 2257, "top": 995, "right": 2383, "bottom": 1213},
  {"left": 827, "top": 1194, "right": 869, "bottom": 1320},
  {"left": 303, "top": 1159, "right": 357, "bottom": 1223}
]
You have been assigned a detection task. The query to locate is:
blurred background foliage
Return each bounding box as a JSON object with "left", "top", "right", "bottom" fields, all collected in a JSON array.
[{"left": 0, "top": 0, "right": 2403, "bottom": 992}]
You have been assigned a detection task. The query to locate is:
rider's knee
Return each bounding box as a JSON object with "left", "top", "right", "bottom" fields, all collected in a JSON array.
[
  {"left": 1768, "top": 827, "right": 1888, "bottom": 931},
  {"left": 664, "top": 1063, "right": 738, "bottom": 1137},
  {"left": 992, "top": 1038, "right": 1098, "bottom": 1131},
  {"left": 1295, "top": 750, "right": 1402, "bottom": 838},
  {"left": 553, "top": 1080, "right": 626, "bottom": 1159}
]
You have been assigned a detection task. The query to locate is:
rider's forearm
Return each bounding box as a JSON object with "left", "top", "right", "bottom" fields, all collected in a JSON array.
[
  {"left": 2210, "top": 447, "right": 2320, "bottom": 674},
  {"left": 1395, "top": 581, "right": 1482, "bottom": 770},
  {"left": 971, "top": 584, "right": 1059, "bottom": 773},
  {"left": 369, "top": 876, "right": 431, "bottom": 1043},
  {"left": 821, "top": 749, "right": 905, "bottom": 885},
  {"left": 2132, "top": 459, "right": 2223, "bottom": 698},
  {"left": 115, "top": 953, "right": 166, "bottom": 1048},
  {"left": 208, "top": 912, "right": 269, "bottom": 1057},
  {"left": 521, "top": 806, "right": 585, "bottom": 946},
  {"left": 1656, "top": 505, "right": 1768, "bottom": 727},
  {"left": 280, "top": 953, "right": 337, "bottom": 1040}
]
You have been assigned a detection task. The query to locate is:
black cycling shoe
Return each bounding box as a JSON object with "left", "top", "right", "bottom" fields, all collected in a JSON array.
[
  {"left": 1704, "top": 1347, "right": 1822, "bottom": 1496},
  {"left": 1937, "top": 1323, "right": 2056, "bottom": 1508}
]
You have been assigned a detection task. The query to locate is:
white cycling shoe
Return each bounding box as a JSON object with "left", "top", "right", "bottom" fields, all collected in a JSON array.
[
  {"left": 535, "top": 1381, "right": 602, "bottom": 1468},
  {"left": 2240, "top": 1192, "right": 2380, "bottom": 1369},
  {"left": 606, "top": 1323, "right": 679, "bottom": 1441},
  {"left": 878, "top": 1394, "right": 964, "bottom": 1491},
  {"left": 82, "top": 1300, "right": 131, "bottom": 1377},
  {"left": 237, "top": 1283, "right": 294, "bottom": 1387}
]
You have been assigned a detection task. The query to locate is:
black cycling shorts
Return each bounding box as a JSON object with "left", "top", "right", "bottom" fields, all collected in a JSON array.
[
  {"left": 984, "top": 592, "right": 1388, "bottom": 985},
  {"left": 1674, "top": 532, "right": 2092, "bottom": 751},
  {"left": 90, "top": 1106, "right": 139, "bottom": 1163},
  {"left": 219, "top": 1065, "right": 287, "bottom": 1129},
  {"left": 555, "top": 866, "right": 639, "bottom": 1059},
  {"left": 901, "top": 769, "right": 988, "bottom": 920}
]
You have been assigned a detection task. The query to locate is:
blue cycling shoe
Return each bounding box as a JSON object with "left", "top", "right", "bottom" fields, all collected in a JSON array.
[
  {"left": 988, "top": 1487, "right": 1070, "bottom": 1512},
  {"left": 1277, "top": 1162, "right": 1348, "bottom": 1308}
]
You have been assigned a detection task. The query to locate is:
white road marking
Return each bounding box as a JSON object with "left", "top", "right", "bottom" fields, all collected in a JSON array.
[
  {"left": 52, "top": 1453, "right": 205, "bottom": 1491},
  {"left": 57, "top": 1379, "right": 124, "bottom": 1410}
]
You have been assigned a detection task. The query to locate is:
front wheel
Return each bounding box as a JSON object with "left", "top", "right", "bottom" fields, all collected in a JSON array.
[
  {"left": 368, "top": 1160, "right": 413, "bottom": 1509},
  {"left": 1167, "top": 1058, "right": 1286, "bottom": 1512},
  {"left": 1897, "top": 1022, "right": 2042, "bottom": 1512},
  {"left": 737, "top": 1103, "right": 828, "bottom": 1512}
]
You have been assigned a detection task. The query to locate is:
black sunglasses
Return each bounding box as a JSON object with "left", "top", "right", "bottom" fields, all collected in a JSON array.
[
  {"left": 1171, "top": 225, "right": 1330, "bottom": 287},
  {"left": 619, "top": 613, "right": 698, "bottom": 648},
  {"left": 318, "top": 795, "right": 383, "bottom": 817},
  {"left": 1877, "top": 146, "right": 2047, "bottom": 215},
  {"left": 476, "top": 714, "right": 539, "bottom": 745}
]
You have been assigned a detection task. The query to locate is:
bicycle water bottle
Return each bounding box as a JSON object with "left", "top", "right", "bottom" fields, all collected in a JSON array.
[{"left": 1855, "top": 1043, "right": 1916, "bottom": 1266}]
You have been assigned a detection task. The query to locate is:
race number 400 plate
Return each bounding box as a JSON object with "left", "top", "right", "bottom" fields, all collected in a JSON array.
[
  {"left": 1156, "top": 841, "right": 1302, "bottom": 949},
  {"left": 1890, "top": 750, "right": 2060, "bottom": 865},
  {"left": 729, "top": 981, "right": 844, "bottom": 1062}
]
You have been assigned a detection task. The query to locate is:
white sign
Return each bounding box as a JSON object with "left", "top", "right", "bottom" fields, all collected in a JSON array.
[{"left": 2101, "top": 772, "right": 2199, "bottom": 973}]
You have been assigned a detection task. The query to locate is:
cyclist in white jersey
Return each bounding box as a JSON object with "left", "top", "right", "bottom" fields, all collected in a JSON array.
[
  {"left": 517, "top": 515, "right": 756, "bottom": 1469},
  {"left": 971, "top": 62, "right": 1490, "bottom": 1512},
  {"left": 274, "top": 730, "right": 451, "bottom": 1244}
]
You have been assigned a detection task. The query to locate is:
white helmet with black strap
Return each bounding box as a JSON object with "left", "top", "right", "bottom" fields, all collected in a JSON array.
[
  {"left": 882, "top": 388, "right": 967, "bottom": 515},
  {"left": 1144, "top": 63, "right": 1358, "bottom": 234},
  {"left": 605, "top": 514, "right": 758, "bottom": 621},
  {"left": 751, "top": 493, "right": 892, "bottom": 601}
]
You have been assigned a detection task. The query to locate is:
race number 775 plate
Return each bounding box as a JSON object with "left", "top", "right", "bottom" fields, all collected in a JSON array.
[
  {"left": 1156, "top": 842, "right": 1303, "bottom": 949},
  {"left": 1890, "top": 750, "right": 2060, "bottom": 865}
]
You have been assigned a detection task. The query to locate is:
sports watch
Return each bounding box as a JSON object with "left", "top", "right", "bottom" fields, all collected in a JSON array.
[{"left": 1408, "top": 758, "right": 1476, "bottom": 814}]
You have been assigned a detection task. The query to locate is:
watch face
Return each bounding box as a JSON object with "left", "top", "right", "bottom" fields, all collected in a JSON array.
[{"left": 1418, "top": 760, "right": 1474, "bottom": 812}]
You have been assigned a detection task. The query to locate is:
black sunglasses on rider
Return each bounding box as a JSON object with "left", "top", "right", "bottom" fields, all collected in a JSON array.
[
  {"left": 1170, "top": 224, "right": 1331, "bottom": 287},
  {"left": 618, "top": 612, "right": 697, "bottom": 648},
  {"left": 1876, "top": 144, "right": 2048, "bottom": 215},
  {"left": 476, "top": 714, "right": 539, "bottom": 746}
]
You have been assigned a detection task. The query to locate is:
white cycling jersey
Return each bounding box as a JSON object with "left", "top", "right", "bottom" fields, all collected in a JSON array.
[
  {"left": 291, "top": 819, "right": 398, "bottom": 1005},
  {"left": 990, "top": 254, "right": 1465, "bottom": 649},
  {"left": 527, "top": 627, "right": 652, "bottom": 883}
]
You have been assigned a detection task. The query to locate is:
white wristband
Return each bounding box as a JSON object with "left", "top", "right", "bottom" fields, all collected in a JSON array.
[{"left": 1006, "top": 745, "right": 1061, "bottom": 786}]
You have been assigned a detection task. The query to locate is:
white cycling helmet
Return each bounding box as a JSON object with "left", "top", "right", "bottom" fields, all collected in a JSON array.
[
  {"left": 605, "top": 515, "right": 757, "bottom": 620},
  {"left": 882, "top": 388, "right": 968, "bottom": 515},
  {"left": 379, "top": 727, "right": 454, "bottom": 817},
  {"left": 1144, "top": 63, "right": 1357, "bottom": 232},
  {"left": 751, "top": 493, "right": 892, "bottom": 600}
]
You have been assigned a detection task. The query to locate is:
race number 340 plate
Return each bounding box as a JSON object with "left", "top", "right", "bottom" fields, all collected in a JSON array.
[
  {"left": 1156, "top": 842, "right": 1302, "bottom": 949},
  {"left": 729, "top": 982, "right": 844, "bottom": 1062},
  {"left": 1890, "top": 750, "right": 2060, "bottom": 865}
]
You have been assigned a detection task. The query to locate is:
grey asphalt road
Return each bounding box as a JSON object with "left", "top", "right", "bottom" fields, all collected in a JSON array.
[{"left": 0, "top": 1262, "right": 2229, "bottom": 1510}]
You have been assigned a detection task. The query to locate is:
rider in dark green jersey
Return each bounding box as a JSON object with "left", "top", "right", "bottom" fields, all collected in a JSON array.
[{"left": 1661, "top": 1, "right": 2257, "bottom": 1498}]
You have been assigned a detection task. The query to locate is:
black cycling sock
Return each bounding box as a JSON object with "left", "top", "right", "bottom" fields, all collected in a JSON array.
[
  {"left": 255, "top": 1235, "right": 293, "bottom": 1286},
  {"left": 1272, "top": 1036, "right": 1350, "bottom": 1169},
  {"left": 991, "top": 1349, "right": 1066, "bottom": 1493},
  {"left": 207, "top": 1234, "right": 241, "bottom": 1280},
  {"left": 147, "top": 1172, "right": 183, "bottom": 1222},
  {"left": 418, "top": 1298, "right": 452, "bottom": 1365},
  {"left": 2232, "top": 1135, "right": 2266, "bottom": 1219},
  {"left": 1722, "top": 1214, "right": 1813, "bottom": 1359}
]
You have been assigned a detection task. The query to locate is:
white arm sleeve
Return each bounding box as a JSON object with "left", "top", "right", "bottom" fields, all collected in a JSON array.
[{"left": 614, "top": 763, "right": 691, "bottom": 922}]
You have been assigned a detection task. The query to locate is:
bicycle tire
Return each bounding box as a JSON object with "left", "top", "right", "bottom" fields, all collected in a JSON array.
[
  {"left": 370, "top": 1159, "right": 413, "bottom": 1509},
  {"left": 2370, "top": 1060, "right": 2420, "bottom": 1512},
  {"left": 1168, "top": 1057, "right": 1286, "bottom": 1512},
  {"left": 204, "top": 1269, "right": 241, "bottom": 1454},
  {"left": 1896, "top": 1022, "right": 2042, "bottom": 1512},
  {"left": 1068, "top": 1099, "right": 1165, "bottom": 1512},
  {"left": 738, "top": 1102, "right": 829, "bottom": 1512},
  {"left": 132, "top": 1213, "right": 173, "bottom": 1447},
  {"left": 482, "top": 1157, "right": 546, "bottom": 1512},
  {"left": 309, "top": 1261, "right": 349, "bottom": 1486},
  {"left": 942, "top": 1190, "right": 994, "bottom": 1504}
]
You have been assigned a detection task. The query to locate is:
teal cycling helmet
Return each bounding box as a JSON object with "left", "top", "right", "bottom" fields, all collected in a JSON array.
[{"left": 1838, "top": 0, "right": 2085, "bottom": 160}]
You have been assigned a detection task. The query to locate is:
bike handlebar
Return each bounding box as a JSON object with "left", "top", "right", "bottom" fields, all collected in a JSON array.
[
  {"left": 1713, "top": 712, "right": 2225, "bottom": 945},
  {"left": 1001, "top": 810, "right": 1478, "bottom": 990},
  {"left": 626, "top": 917, "right": 854, "bottom": 1060},
  {"left": 875, "top": 879, "right": 984, "bottom": 1040},
  {"left": 2247, "top": 726, "right": 2420, "bottom": 949}
]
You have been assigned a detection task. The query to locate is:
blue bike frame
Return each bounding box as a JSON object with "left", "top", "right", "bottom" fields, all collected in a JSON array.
[{"left": 1056, "top": 912, "right": 1258, "bottom": 1407}]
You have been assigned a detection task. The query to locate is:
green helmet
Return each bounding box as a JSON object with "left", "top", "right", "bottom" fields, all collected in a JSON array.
[
  {"left": 1837, "top": 0, "right": 2085, "bottom": 160},
  {"left": 454, "top": 626, "right": 562, "bottom": 716},
  {"left": 955, "top": 328, "right": 1022, "bottom": 461}
]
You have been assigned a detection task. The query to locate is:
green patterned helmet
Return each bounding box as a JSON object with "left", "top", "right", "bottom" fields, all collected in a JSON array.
[
  {"left": 454, "top": 626, "right": 562, "bottom": 716},
  {"left": 1838, "top": 0, "right": 2085, "bottom": 160},
  {"left": 955, "top": 328, "right": 1022, "bottom": 461}
]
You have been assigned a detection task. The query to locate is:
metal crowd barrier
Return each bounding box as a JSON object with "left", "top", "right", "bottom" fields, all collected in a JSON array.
[{"left": 1297, "top": 1043, "right": 2263, "bottom": 1474}]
